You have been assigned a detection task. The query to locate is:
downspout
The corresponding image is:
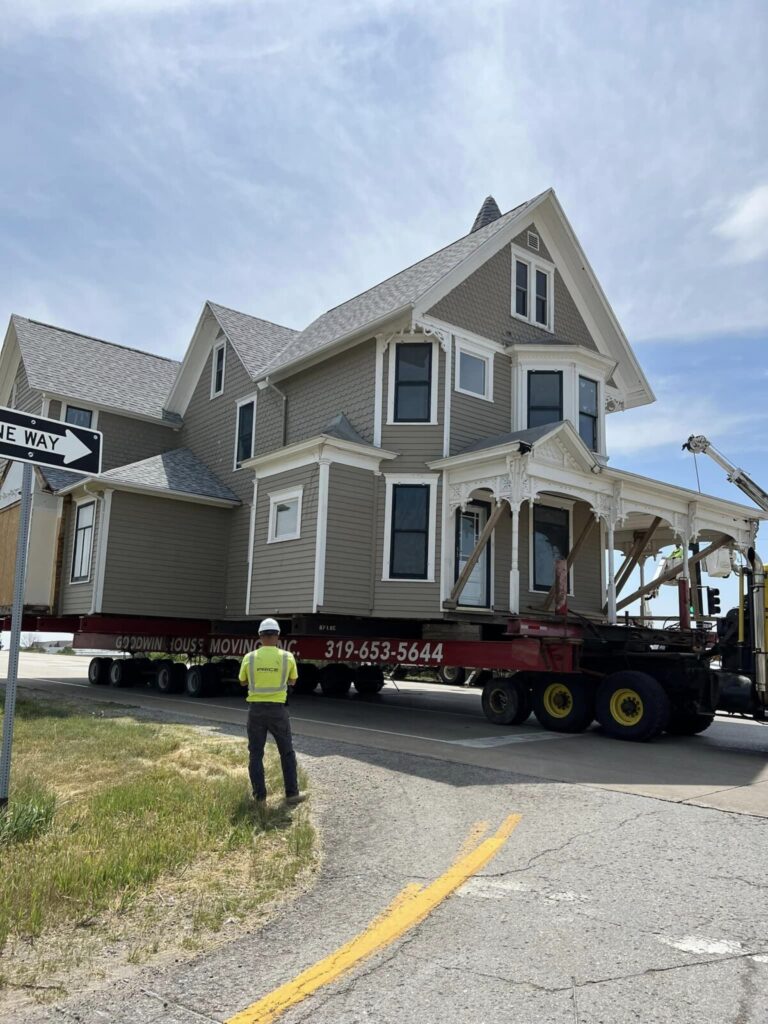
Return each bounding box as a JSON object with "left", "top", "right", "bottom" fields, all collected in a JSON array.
[
  {"left": 748, "top": 548, "right": 766, "bottom": 706},
  {"left": 258, "top": 378, "right": 287, "bottom": 447}
]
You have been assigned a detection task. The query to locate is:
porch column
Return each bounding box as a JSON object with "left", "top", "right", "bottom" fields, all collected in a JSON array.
[
  {"left": 509, "top": 501, "right": 521, "bottom": 614},
  {"left": 606, "top": 519, "right": 617, "bottom": 624}
]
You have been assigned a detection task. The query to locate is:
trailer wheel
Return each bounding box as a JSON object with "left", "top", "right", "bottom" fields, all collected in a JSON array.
[
  {"left": 665, "top": 709, "right": 715, "bottom": 736},
  {"left": 354, "top": 665, "right": 385, "bottom": 696},
  {"left": 482, "top": 675, "right": 532, "bottom": 725},
  {"left": 109, "top": 659, "right": 135, "bottom": 688},
  {"left": 438, "top": 666, "right": 466, "bottom": 686},
  {"left": 88, "top": 657, "right": 111, "bottom": 686},
  {"left": 293, "top": 662, "right": 319, "bottom": 695},
  {"left": 533, "top": 675, "right": 594, "bottom": 733},
  {"left": 157, "top": 661, "right": 186, "bottom": 694},
  {"left": 319, "top": 663, "right": 353, "bottom": 697},
  {"left": 186, "top": 665, "right": 210, "bottom": 698},
  {"left": 596, "top": 671, "right": 670, "bottom": 741}
]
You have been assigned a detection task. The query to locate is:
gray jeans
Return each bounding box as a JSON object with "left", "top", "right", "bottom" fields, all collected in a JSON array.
[{"left": 246, "top": 703, "right": 298, "bottom": 799}]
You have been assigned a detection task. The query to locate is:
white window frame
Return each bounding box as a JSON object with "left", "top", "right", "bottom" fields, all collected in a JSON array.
[
  {"left": 210, "top": 339, "right": 226, "bottom": 398},
  {"left": 510, "top": 243, "right": 555, "bottom": 333},
  {"left": 64, "top": 404, "right": 99, "bottom": 430},
  {"left": 455, "top": 336, "right": 493, "bottom": 402},
  {"left": 267, "top": 486, "right": 303, "bottom": 544},
  {"left": 382, "top": 473, "right": 439, "bottom": 582},
  {"left": 529, "top": 496, "right": 574, "bottom": 595},
  {"left": 386, "top": 339, "right": 439, "bottom": 426},
  {"left": 233, "top": 393, "right": 258, "bottom": 470},
  {"left": 70, "top": 498, "right": 96, "bottom": 584}
]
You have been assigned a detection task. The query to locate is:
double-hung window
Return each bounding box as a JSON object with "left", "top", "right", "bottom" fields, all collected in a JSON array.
[
  {"left": 65, "top": 405, "right": 93, "bottom": 428},
  {"left": 211, "top": 340, "right": 226, "bottom": 398},
  {"left": 532, "top": 504, "right": 570, "bottom": 592},
  {"left": 578, "top": 377, "right": 599, "bottom": 451},
  {"left": 527, "top": 371, "right": 563, "bottom": 428},
  {"left": 71, "top": 501, "right": 95, "bottom": 582},
  {"left": 234, "top": 397, "right": 256, "bottom": 469},
  {"left": 389, "top": 484, "right": 430, "bottom": 579},
  {"left": 268, "top": 488, "right": 302, "bottom": 543},
  {"left": 393, "top": 343, "right": 432, "bottom": 422},
  {"left": 455, "top": 338, "right": 492, "bottom": 401},
  {"left": 512, "top": 248, "right": 554, "bottom": 331}
]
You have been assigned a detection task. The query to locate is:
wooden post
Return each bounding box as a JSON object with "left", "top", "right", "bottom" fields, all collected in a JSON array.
[
  {"left": 554, "top": 559, "right": 568, "bottom": 615},
  {"left": 444, "top": 500, "right": 506, "bottom": 610},
  {"left": 603, "top": 516, "right": 662, "bottom": 612},
  {"left": 616, "top": 534, "right": 731, "bottom": 612},
  {"left": 542, "top": 515, "right": 595, "bottom": 611}
]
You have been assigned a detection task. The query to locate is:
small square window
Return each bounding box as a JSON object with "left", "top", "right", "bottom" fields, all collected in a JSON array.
[
  {"left": 455, "top": 342, "right": 492, "bottom": 401},
  {"left": 268, "top": 488, "right": 302, "bottom": 543},
  {"left": 65, "top": 405, "right": 93, "bottom": 429}
]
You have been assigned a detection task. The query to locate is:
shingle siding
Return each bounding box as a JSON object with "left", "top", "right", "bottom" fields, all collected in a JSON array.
[
  {"left": 323, "top": 464, "right": 375, "bottom": 615},
  {"left": 510, "top": 221, "right": 553, "bottom": 262},
  {"left": 59, "top": 497, "right": 100, "bottom": 615},
  {"left": 450, "top": 350, "right": 512, "bottom": 455},
  {"left": 100, "top": 492, "right": 229, "bottom": 618},
  {"left": 249, "top": 464, "right": 318, "bottom": 616}
]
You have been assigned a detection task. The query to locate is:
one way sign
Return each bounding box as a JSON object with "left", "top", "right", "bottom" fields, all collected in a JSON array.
[{"left": 0, "top": 406, "right": 102, "bottom": 475}]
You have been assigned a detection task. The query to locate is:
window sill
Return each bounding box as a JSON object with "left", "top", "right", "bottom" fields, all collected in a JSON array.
[
  {"left": 267, "top": 535, "right": 301, "bottom": 544},
  {"left": 69, "top": 578, "right": 92, "bottom": 586},
  {"left": 386, "top": 419, "right": 438, "bottom": 427},
  {"left": 381, "top": 576, "right": 435, "bottom": 584},
  {"left": 454, "top": 386, "right": 493, "bottom": 403},
  {"left": 510, "top": 310, "right": 554, "bottom": 334}
]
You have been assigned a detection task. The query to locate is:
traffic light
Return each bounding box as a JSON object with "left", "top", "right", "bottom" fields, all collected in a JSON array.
[{"left": 706, "top": 587, "right": 721, "bottom": 616}]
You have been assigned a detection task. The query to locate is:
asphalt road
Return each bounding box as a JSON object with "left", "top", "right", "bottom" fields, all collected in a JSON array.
[{"left": 3, "top": 654, "right": 768, "bottom": 1024}]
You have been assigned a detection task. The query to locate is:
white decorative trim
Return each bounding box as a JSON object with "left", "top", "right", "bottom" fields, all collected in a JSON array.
[
  {"left": 386, "top": 338, "right": 439, "bottom": 426},
  {"left": 210, "top": 339, "right": 226, "bottom": 399},
  {"left": 245, "top": 477, "right": 258, "bottom": 615},
  {"left": 455, "top": 335, "right": 494, "bottom": 402},
  {"left": 382, "top": 473, "right": 439, "bottom": 582},
  {"left": 374, "top": 336, "right": 386, "bottom": 447},
  {"left": 233, "top": 392, "right": 258, "bottom": 470},
  {"left": 313, "top": 460, "right": 330, "bottom": 611},
  {"left": 443, "top": 334, "right": 452, "bottom": 458},
  {"left": 267, "top": 486, "right": 303, "bottom": 544},
  {"left": 70, "top": 496, "right": 97, "bottom": 585},
  {"left": 245, "top": 435, "right": 397, "bottom": 480},
  {"left": 91, "top": 489, "right": 113, "bottom": 613}
]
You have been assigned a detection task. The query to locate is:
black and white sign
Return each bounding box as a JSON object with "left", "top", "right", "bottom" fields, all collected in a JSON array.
[{"left": 0, "top": 406, "right": 102, "bottom": 475}]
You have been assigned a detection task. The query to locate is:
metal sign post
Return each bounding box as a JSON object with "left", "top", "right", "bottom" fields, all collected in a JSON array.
[{"left": 0, "top": 462, "right": 33, "bottom": 809}]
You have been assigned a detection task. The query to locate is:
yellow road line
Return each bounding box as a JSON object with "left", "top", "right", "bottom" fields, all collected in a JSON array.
[
  {"left": 225, "top": 813, "right": 522, "bottom": 1024},
  {"left": 458, "top": 819, "right": 490, "bottom": 858}
]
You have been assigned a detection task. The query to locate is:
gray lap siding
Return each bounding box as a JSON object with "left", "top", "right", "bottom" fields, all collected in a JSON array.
[
  {"left": 97, "top": 413, "right": 179, "bottom": 472},
  {"left": 59, "top": 497, "right": 100, "bottom": 615},
  {"left": 249, "top": 464, "right": 318, "bottom": 617},
  {"left": 101, "top": 492, "right": 229, "bottom": 619},
  {"left": 381, "top": 343, "right": 445, "bottom": 472},
  {"left": 450, "top": 350, "right": 512, "bottom": 455},
  {"left": 13, "top": 362, "right": 41, "bottom": 413},
  {"left": 322, "top": 464, "right": 375, "bottom": 616}
]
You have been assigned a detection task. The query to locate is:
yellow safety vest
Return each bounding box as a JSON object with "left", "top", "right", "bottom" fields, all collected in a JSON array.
[{"left": 240, "top": 647, "right": 296, "bottom": 703}]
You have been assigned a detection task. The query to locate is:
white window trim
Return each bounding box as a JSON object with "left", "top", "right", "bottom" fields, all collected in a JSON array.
[
  {"left": 510, "top": 243, "right": 555, "bottom": 333},
  {"left": 70, "top": 497, "right": 96, "bottom": 585},
  {"left": 9, "top": 382, "right": 17, "bottom": 408},
  {"left": 267, "top": 486, "right": 303, "bottom": 544},
  {"left": 386, "top": 339, "right": 439, "bottom": 426},
  {"left": 64, "top": 404, "right": 99, "bottom": 430},
  {"left": 528, "top": 495, "right": 574, "bottom": 596},
  {"left": 210, "top": 340, "right": 226, "bottom": 399},
  {"left": 382, "top": 473, "right": 439, "bottom": 583},
  {"left": 233, "top": 393, "right": 258, "bottom": 471},
  {"left": 455, "top": 336, "right": 494, "bottom": 402}
]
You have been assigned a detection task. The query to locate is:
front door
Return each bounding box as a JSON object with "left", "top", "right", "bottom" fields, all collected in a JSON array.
[{"left": 455, "top": 503, "right": 491, "bottom": 608}]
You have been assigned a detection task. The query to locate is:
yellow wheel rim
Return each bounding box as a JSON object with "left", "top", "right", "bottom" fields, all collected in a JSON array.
[
  {"left": 543, "top": 683, "right": 573, "bottom": 719},
  {"left": 609, "top": 688, "right": 644, "bottom": 727}
]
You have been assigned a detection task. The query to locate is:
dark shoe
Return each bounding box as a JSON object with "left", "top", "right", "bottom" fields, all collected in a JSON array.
[{"left": 285, "top": 793, "right": 308, "bottom": 806}]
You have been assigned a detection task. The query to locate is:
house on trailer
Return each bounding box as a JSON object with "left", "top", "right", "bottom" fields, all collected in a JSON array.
[{"left": 0, "top": 190, "right": 763, "bottom": 638}]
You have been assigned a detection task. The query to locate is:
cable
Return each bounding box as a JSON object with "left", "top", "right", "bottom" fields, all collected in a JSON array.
[{"left": 693, "top": 451, "right": 702, "bottom": 493}]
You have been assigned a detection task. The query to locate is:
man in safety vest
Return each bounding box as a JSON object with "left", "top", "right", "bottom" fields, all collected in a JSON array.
[{"left": 239, "top": 618, "right": 307, "bottom": 806}]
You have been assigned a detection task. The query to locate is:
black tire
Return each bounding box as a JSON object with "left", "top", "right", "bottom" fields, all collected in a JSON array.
[
  {"left": 438, "top": 665, "right": 466, "bottom": 686},
  {"left": 186, "top": 665, "right": 209, "bottom": 698},
  {"left": 665, "top": 709, "right": 716, "bottom": 736},
  {"left": 88, "top": 657, "right": 111, "bottom": 686},
  {"left": 482, "top": 675, "right": 533, "bottom": 725},
  {"left": 157, "top": 661, "right": 186, "bottom": 694},
  {"left": 319, "top": 663, "right": 353, "bottom": 698},
  {"left": 533, "top": 675, "right": 595, "bottom": 733},
  {"left": 293, "top": 662, "right": 320, "bottom": 695},
  {"left": 354, "top": 664, "right": 385, "bottom": 696},
  {"left": 595, "top": 671, "right": 670, "bottom": 742},
  {"left": 109, "top": 659, "right": 135, "bottom": 688}
]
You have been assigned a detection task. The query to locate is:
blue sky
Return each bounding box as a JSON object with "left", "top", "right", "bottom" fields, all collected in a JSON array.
[{"left": 1, "top": 0, "right": 767, "bottom": 625}]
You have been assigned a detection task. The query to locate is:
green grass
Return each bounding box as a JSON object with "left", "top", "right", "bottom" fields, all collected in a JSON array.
[{"left": 0, "top": 694, "right": 315, "bottom": 994}]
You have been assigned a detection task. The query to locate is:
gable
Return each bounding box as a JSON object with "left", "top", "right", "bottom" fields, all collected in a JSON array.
[{"left": 510, "top": 221, "right": 553, "bottom": 262}]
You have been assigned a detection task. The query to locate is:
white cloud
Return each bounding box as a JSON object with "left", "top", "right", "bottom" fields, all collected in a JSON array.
[
  {"left": 714, "top": 183, "right": 768, "bottom": 264},
  {"left": 606, "top": 399, "right": 763, "bottom": 459}
]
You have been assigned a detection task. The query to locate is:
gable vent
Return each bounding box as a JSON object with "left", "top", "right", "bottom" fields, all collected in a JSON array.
[{"left": 527, "top": 230, "right": 540, "bottom": 252}]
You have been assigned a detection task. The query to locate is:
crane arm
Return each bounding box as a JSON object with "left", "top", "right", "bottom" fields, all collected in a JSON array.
[{"left": 683, "top": 435, "right": 768, "bottom": 512}]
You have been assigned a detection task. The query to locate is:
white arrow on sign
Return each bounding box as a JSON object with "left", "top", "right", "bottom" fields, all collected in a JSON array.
[{"left": 15, "top": 426, "right": 92, "bottom": 465}]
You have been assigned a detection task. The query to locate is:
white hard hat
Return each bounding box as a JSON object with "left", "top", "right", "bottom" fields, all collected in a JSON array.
[{"left": 258, "top": 617, "right": 280, "bottom": 634}]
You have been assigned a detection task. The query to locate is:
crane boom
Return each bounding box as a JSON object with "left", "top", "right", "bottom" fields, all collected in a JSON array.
[{"left": 683, "top": 435, "right": 768, "bottom": 512}]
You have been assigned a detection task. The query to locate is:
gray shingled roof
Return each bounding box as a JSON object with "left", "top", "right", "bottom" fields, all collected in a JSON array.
[
  {"left": 12, "top": 316, "right": 181, "bottom": 422},
  {"left": 38, "top": 466, "right": 87, "bottom": 492},
  {"left": 458, "top": 422, "right": 567, "bottom": 455},
  {"left": 264, "top": 194, "right": 543, "bottom": 375},
  {"left": 471, "top": 196, "right": 503, "bottom": 233},
  {"left": 320, "top": 412, "right": 368, "bottom": 446},
  {"left": 207, "top": 302, "right": 298, "bottom": 379},
  {"left": 100, "top": 448, "right": 239, "bottom": 503}
]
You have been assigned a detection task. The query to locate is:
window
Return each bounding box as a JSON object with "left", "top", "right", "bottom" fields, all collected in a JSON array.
[
  {"left": 268, "top": 488, "right": 302, "bottom": 543},
  {"left": 455, "top": 339, "right": 492, "bottom": 401},
  {"left": 578, "top": 377, "right": 599, "bottom": 450},
  {"left": 532, "top": 504, "right": 570, "bottom": 592},
  {"left": 389, "top": 484, "right": 430, "bottom": 579},
  {"left": 394, "top": 343, "right": 432, "bottom": 422},
  {"left": 71, "top": 501, "right": 95, "bottom": 582},
  {"left": 511, "top": 247, "right": 554, "bottom": 331},
  {"left": 65, "top": 405, "right": 93, "bottom": 429},
  {"left": 515, "top": 260, "right": 528, "bottom": 318},
  {"left": 527, "top": 371, "right": 563, "bottom": 428},
  {"left": 535, "top": 270, "right": 548, "bottom": 327},
  {"left": 234, "top": 397, "right": 256, "bottom": 468},
  {"left": 211, "top": 340, "right": 226, "bottom": 397}
]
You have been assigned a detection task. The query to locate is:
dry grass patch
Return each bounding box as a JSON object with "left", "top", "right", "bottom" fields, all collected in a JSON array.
[{"left": 0, "top": 694, "right": 316, "bottom": 1011}]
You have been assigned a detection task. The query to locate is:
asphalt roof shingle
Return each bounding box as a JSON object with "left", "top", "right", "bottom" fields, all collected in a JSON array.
[
  {"left": 12, "top": 316, "right": 181, "bottom": 422},
  {"left": 457, "top": 423, "right": 567, "bottom": 455},
  {"left": 207, "top": 302, "right": 298, "bottom": 379},
  {"left": 100, "top": 448, "right": 239, "bottom": 503}
]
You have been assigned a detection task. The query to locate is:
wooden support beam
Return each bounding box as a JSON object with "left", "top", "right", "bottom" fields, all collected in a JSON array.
[
  {"left": 541, "top": 515, "right": 595, "bottom": 611},
  {"left": 603, "top": 516, "right": 662, "bottom": 612},
  {"left": 443, "top": 501, "right": 506, "bottom": 610},
  {"left": 616, "top": 534, "right": 730, "bottom": 612}
]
